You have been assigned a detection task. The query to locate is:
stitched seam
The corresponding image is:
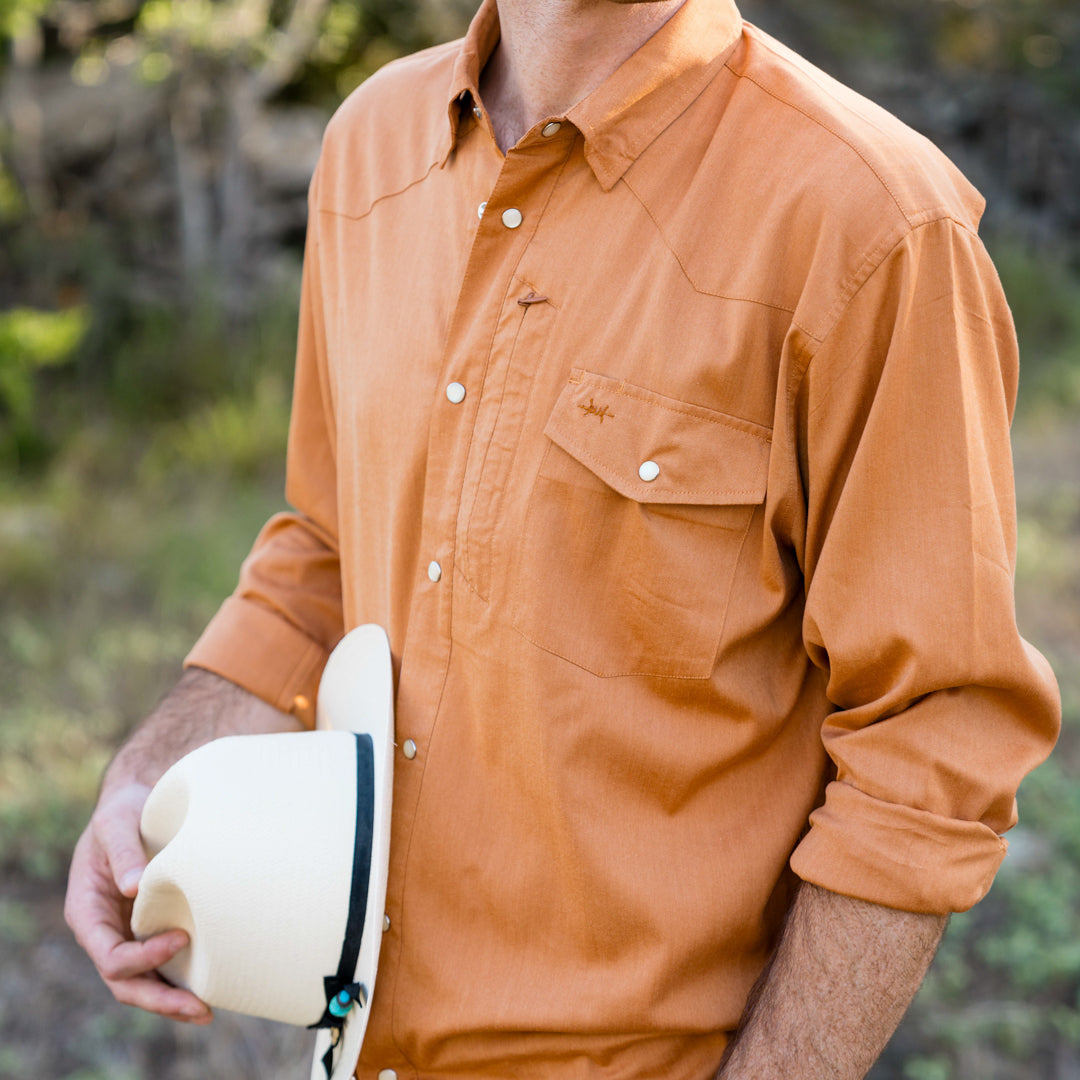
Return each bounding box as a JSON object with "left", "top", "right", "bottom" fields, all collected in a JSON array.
[
  {"left": 490, "top": 306, "right": 554, "bottom": 605},
  {"left": 574, "top": 375, "right": 773, "bottom": 444},
  {"left": 388, "top": 632, "right": 459, "bottom": 1064},
  {"left": 457, "top": 143, "right": 576, "bottom": 596},
  {"left": 583, "top": 45, "right": 734, "bottom": 191},
  {"left": 612, "top": 384, "right": 773, "bottom": 443},
  {"left": 557, "top": 432, "right": 768, "bottom": 498},
  {"left": 556, "top": 435, "right": 763, "bottom": 500},
  {"left": 724, "top": 50, "right": 912, "bottom": 225},
  {"left": 619, "top": 178, "right": 799, "bottom": 313},
  {"left": 517, "top": 273, "right": 560, "bottom": 310},
  {"left": 800, "top": 218, "right": 966, "bottom": 382},
  {"left": 510, "top": 620, "right": 715, "bottom": 680},
  {"left": 461, "top": 297, "right": 531, "bottom": 596},
  {"left": 788, "top": 218, "right": 974, "bottom": 483},
  {"left": 509, "top": 451, "right": 716, "bottom": 680},
  {"left": 455, "top": 264, "right": 521, "bottom": 594},
  {"left": 709, "top": 500, "right": 758, "bottom": 668},
  {"left": 316, "top": 155, "right": 443, "bottom": 224}
]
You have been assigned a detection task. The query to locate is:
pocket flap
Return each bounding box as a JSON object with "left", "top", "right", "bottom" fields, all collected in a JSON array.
[{"left": 543, "top": 369, "right": 771, "bottom": 505}]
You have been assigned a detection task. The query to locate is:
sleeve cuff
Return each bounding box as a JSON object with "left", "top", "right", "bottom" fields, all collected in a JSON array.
[
  {"left": 184, "top": 595, "right": 333, "bottom": 728},
  {"left": 790, "top": 780, "right": 1008, "bottom": 914}
]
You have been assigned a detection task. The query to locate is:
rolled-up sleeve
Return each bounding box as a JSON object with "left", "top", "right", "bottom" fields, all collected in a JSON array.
[
  {"left": 184, "top": 166, "right": 344, "bottom": 721},
  {"left": 789, "top": 216, "right": 1061, "bottom": 914}
]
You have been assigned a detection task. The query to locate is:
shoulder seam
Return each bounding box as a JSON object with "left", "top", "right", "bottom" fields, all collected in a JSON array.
[
  {"left": 789, "top": 216, "right": 975, "bottom": 403},
  {"left": 724, "top": 60, "right": 914, "bottom": 227},
  {"left": 725, "top": 27, "right": 933, "bottom": 230}
]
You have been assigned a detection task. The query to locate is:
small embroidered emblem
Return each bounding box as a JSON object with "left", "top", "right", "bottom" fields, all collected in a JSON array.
[{"left": 578, "top": 398, "right": 615, "bottom": 423}]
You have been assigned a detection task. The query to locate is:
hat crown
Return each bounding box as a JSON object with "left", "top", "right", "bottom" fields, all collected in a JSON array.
[{"left": 134, "top": 730, "right": 362, "bottom": 1026}]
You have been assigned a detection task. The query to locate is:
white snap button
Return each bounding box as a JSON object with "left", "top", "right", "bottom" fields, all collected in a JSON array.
[
  {"left": 383, "top": 914, "right": 391, "bottom": 932},
  {"left": 378, "top": 1071, "right": 398, "bottom": 1080},
  {"left": 427, "top": 561, "right": 442, "bottom": 582},
  {"left": 502, "top": 208, "right": 523, "bottom": 229},
  {"left": 446, "top": 382, "right": 466, "bottom": 404},
  {"left": 477, "top": 201, "right": 486, "bottom": 219},
  {"left": 541, "top": 121, "right": 562, "bottom": 137},
  {"left": 638, "top": 460, "right": 660, "bottom": 482},
  {"left": 403, "top": 739, "right": 417, "bottom": 760},
  {"left": 473, "top": 105, "right": 482, "bottom": 120}
]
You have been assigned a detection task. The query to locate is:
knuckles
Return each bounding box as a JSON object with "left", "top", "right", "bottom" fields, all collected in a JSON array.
[{"left": 100, "top": 957, "right": 128, "bottom": 982}]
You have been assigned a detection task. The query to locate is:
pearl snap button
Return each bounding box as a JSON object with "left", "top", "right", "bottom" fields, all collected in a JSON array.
[
  {"left": 639, "top": 460, "right": 660, "bottom": 482},
  {"left": 446, "top": 382, "right": 466, "bottom": 404},
  {"left": 383, "top": 914, "right": 391, "bottom": 932},
  {"left": 473, "top": 105, "right": 482, "bottom": 120},
  {"left": 541, "top": 121, "right": 562, "bottom": 137},
  {"left": 378, "top": 1071, "right": 398, "bottom": 1080},
  {"left": 427, "top": 561, "right": 442, "bottom": 582},
  {"left": 403, "top": 739, "right": 418, "bottom": 760},
  {"left": 477, "top": 201, "right": 486, "bottom": 219},
  {"left": 502, "top": 208, "right": 523, "bottom": 229}
]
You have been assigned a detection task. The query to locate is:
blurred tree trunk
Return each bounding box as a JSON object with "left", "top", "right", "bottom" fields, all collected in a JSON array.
[
  {"left": 167, "top": 0, "right": 330, "bottom": 317},
  {"left": 5, "top": 15, "right": 49, "bottom": 220}
]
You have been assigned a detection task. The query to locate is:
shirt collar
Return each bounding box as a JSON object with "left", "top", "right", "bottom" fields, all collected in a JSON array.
[{"left": 441, "top": 0, "right": 743, "bottom": 191}]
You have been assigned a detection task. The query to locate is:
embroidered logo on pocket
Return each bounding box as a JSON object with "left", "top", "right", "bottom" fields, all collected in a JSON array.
[{"left": 577, "top": 398, "right": 615, "bottom": 423}]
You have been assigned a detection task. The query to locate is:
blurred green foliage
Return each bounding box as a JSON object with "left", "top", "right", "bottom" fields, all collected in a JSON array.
[
  {"left": 0, "top": 305, "right": 87, "bottom": 416},
  {"left": 0, "top": 305, "right": 88, "bottom": 466}
]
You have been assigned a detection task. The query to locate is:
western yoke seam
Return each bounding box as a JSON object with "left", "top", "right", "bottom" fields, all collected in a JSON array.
[
  {"left": 315, "top": 155, "right": 444, "bottom": 224},
  {"left": 619, "top": 177, "right": 800, "bottom": 315}
]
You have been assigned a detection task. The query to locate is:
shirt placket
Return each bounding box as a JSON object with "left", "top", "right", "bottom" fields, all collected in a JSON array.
[{"left": 369, "top": 121, "right": 577, "bottom": 1077}]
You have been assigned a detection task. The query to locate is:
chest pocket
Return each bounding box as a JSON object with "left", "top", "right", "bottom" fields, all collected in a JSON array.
[{"left": 510, "top": 369, "right": 771, "bottom": 679}]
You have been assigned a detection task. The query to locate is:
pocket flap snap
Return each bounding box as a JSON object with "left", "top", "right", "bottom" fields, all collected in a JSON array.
[{"left": 543, "top": 369, "right": 771, "bottom": 505}]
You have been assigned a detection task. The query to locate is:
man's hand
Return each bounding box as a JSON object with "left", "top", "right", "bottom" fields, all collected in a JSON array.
[
  {"left": 65, "top": 667, "right": 303, "bottom": 1021},
  {"left": 66, "top": 782, "right": 214, "bottom": 1023},
  {"left": 716, "top": 882, "right": 948, "bottom": 1079}
]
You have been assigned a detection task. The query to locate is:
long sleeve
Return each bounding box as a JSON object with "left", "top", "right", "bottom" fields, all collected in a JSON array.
[
  {"left": 788, "top": 216, "right": 1060, "bottom": 914},
  {"left": 184, "top": 167, "right": 344, "bottom": 721}
]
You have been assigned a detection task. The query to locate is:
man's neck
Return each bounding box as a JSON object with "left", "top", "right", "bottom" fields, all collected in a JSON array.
[{"left": 480, "top": 0, "right": 687, "bottom": 153}]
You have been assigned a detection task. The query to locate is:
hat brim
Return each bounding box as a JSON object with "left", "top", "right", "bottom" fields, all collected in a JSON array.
[{"left": 311, "top": 624, "right": 395, "bottom": 1080}]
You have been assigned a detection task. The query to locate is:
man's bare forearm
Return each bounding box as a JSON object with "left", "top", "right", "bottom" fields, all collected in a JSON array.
[
  {"left": 101, "top": 667, "right": 302, "bottom": 795},
  {"left": 717, "top": 882, "right": 947, "bottom": 1080}
]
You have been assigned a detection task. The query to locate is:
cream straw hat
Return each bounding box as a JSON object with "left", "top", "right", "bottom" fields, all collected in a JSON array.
[{"left": 130, "top": 624, "right": 394, "bottom": 1080}]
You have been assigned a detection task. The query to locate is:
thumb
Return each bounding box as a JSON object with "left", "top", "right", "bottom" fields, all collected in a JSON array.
[{"left": 95, "top": 783, "right": 153, "bottom": 898}]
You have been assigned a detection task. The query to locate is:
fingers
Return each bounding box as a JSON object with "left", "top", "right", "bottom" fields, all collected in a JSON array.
[
  {"left": 65, "top": 818, "right": 139, "bottom": 962},
  {"left": 65, "top": 799, "right": 213, "bottom": 1025},
  {"left": 97, "top": 930, "right": 214, "bottom": 1023},
  {"left": 94, "top": 782, "right": 152, "bottom": 896},
  {"left": 91, "top": 927, "right": 189, "bottom": 982},
  {"left": 105, "top": 970, "right": 214, "bottom": 1024}
]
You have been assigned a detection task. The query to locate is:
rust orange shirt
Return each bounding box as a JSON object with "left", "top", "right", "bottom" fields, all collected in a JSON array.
[{"left": 187, "top": 0, "right": 1061, "bottom": 1076}]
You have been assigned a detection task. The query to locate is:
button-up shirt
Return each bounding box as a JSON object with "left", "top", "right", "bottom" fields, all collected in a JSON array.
[{"left": 186, "top": 0, "right": 1061, "bottom": 1076}]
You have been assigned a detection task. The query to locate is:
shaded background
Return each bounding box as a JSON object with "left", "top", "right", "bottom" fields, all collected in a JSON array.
[{"left": 0, "top": 1, "right": 1078, "bottom": 1077}]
